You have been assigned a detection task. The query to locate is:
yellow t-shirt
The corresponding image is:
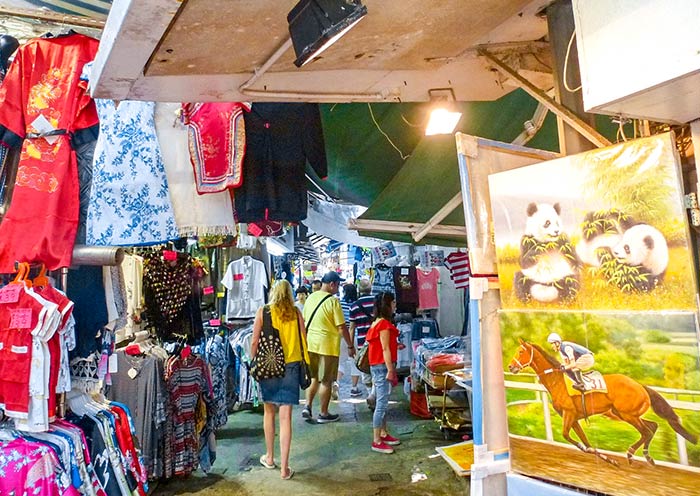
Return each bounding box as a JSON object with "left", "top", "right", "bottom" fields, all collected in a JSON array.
[
  {"left": 269, "top": 306, "right": 309, "bottom": 363},
  {"left": 302, "top": 291, "right": 345, "bottom": 356}
]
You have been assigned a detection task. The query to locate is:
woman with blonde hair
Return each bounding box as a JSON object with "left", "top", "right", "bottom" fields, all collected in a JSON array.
[{"left": 251, "top": 279, "right": 309, "bottom": 480}]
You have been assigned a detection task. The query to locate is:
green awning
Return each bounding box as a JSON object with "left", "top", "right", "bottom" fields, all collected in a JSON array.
[{"left": 353, "top": 134, "right": 467, "bottom": 247}]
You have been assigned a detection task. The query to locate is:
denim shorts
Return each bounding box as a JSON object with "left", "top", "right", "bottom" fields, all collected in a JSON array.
[{"left": 259, "top": 361, "right": 301, "bottom": 405}]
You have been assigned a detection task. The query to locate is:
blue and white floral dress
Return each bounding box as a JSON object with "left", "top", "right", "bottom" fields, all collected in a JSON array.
[{"left": 86, "top": 100, "right": 178, "bottom": 245}]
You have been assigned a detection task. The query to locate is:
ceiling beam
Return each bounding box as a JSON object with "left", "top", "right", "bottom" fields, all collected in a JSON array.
[
  {"left": 478, "top": 48, "right": 611, "bottom": 149},
  {"left": 412, "top": 192, "right": 463, "bottom": 242},
  {"left": 348, "top": 218, "right": 466, "bottom": 238}
]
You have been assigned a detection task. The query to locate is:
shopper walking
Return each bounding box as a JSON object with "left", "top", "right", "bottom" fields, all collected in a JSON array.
[
  {"left": 302, "top": 271, "right": 355, "bottom": 423},
  {"left": 294, "top": 285, "right": 309, "bottom": 312},
  {"left": 366, "top": 292, "right": 401, "bottom": 454},
  {"left": 349, "top": 279, "right": 374, "bottom": 398},
  {"left": 251, "top": 280, "right": 308, "bottom": 480},
  {"left": 334, "top": 283, "right": 358, "bottom": 399}
]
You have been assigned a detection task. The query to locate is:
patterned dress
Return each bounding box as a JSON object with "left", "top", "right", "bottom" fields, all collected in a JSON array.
[
  {"left": 86, "top": 99, "right": 178, "bottom": 246},
  {"left": 0, "top": 33, "right": 99, "bottom": 272},
  {"left": 0, "top": 438, "right": 63, "bottom": 494}
]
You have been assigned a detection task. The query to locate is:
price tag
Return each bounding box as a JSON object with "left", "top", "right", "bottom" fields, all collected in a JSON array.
[
  {"left": 209, "top": 319, "right": 221, "bottom": 327},
  {"left": 216, "top": 292, "right": 225, "bottom": 298},
  {"left": 248, "top": 223, "right": 263, "bottom": 236},
  {"left": 0, "top": 284, "right": 22, "bottom": 304},
  {"left": 10, "top": 308, "right": 32, "bottom": 329},
  {"left": 163, "top": 250, "right": 178, "bottom": 261},
  {"left": 108, "top": 353, "right": 118, "bottom": 373},
  {"left": 127, "top": 367, "right": 139, "bottom": 379},
  {"left": 233, "top": 273, "right": 244, "bottom": 281},
  {"left": 400, "top": 268, "right": 409, "bottom": 275},
  {"left": 203, "top": 286, "right": 214, "bottom": 295}
]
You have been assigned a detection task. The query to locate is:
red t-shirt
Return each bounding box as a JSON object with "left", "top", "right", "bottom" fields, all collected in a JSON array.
[{"left": 366, "top": 318, "right": 399, "bottom": 366}]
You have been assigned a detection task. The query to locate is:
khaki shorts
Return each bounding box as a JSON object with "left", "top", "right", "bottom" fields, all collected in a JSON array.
[{"left": 308, "top": 352, "right": 339, "bottom": 386}]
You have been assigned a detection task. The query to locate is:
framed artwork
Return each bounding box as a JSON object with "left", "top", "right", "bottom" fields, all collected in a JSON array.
[
  {"left": 456, "top": 133, "right": 559, "bottom": 276},
  {"left": 488, "top": 132, "right": 696, "bottom": 311},
  {"left": 501, "top": 310, "right": 700, "bottom": 496}
]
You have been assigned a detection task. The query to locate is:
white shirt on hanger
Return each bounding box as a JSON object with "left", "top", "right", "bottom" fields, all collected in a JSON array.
[{"left": 222, "top": 256, "right": 268, "bottom": 320}]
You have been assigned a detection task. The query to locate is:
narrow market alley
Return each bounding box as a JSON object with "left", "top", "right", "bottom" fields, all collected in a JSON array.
[{"left": 152, "top": 379, "right": 471, "bottom": 496}]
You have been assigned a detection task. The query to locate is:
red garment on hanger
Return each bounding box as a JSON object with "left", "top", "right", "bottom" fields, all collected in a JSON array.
[
  {"left": 181, "top": 102, "right": 250, "bottom": 194},
  {"left": 0, "top": 33, "right": 99, "bottom": 272}
]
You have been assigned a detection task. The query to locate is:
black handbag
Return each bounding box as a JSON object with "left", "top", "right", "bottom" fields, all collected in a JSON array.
[
  {"left": 297, "top": 311, "right": 312, "bottom": 389},
  {"left": 250, "top": 306, "right": 286, "bottom": 381}
]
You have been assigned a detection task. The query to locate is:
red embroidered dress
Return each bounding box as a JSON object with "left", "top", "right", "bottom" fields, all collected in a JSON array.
[
  {"left": 181, "top": 102, "right": 249, "bottom": 194},
  {"left": 0, "top": 33, "right": 99, "bottom": 272}
]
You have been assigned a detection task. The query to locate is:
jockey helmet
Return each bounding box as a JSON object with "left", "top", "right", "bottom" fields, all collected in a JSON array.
[{"left": 547, "top": 332, "right": 562, "bottom": 344}]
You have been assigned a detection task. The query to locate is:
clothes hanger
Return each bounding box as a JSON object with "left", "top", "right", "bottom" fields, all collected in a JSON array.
[
  {"left": 32, "top": 264, "right": 49, "bottom": 289},
  {"left": 10, "top": 262, "right": 32, "bottom": 288}
]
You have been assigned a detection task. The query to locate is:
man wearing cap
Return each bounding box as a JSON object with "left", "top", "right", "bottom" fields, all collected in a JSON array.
[{"left": 302, "top": 271, "right": 356, "bottom": 423}]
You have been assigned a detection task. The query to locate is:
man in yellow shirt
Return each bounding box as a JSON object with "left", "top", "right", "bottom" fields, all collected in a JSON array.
[{"left": 302, "top": 271, "right": 356, "bottom": 423}]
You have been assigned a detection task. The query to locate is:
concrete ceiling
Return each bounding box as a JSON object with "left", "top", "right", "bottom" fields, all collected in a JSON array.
[{"left": 91, "top": 0, "right": 555, "bottom": 102}]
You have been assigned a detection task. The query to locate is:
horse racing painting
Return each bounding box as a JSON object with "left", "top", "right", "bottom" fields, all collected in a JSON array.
[
  {"left": 487, "top": 133, "right": 700, "bottom": 494},
  {"left": 487, "top": 132, "right": 696, "bottom": 312},
  {"left": 500, "top": 311, "right": 700, "bottom": 495}
]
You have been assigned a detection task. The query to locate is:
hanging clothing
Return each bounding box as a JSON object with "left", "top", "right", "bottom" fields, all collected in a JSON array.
[
  {"left": 107, "top": 350, "right": 167, "bottom": 480},
  {"left": 86, "top": 99, "right": 178, "bottom": 246},
  {"left": 234, "top": 103, "right": 327, "bottom": 223},
  {"left": 392, "top": 266, "right": 418, "bottom": 314},
  {"left": 445, "top": 250, "right": 471, "bottom": 289},
  {"left": 117, "top": 253, "right": 144, "bottom": 342},
  {"left": 417, "top": 268, "right": 440, "bottom": 310},
  {"left": 143, "top": 251, "right": 204, "bottom": 342},
  {"left": 67, "top": 266, "right": 108, "bottom": 359},
  {"left": 203, "top": 333, "right": 231, "bottom": 430},
  {"left": 0, "top": 438, "right": 64, "bottom": 494},
  {"left": 156, "top": 103, "right": 237, "bottom": 237},
  {"left": 222, "top": 256, "right": 268, "bottom": 320},
  {"left": 371, "top": 264, "right": 395, "bottom": 296},
  {"left": 181, "top": 102, "right": 249, "bottom": 194},
  {"left": 163, "top": 353, "right": 214, "bottom": 477},
  {"left": 0, "top": 32, "right": 99, "bottom": 272}
]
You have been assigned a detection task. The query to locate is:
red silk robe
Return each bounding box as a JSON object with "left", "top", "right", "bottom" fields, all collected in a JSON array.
[{"left": 0, "top": 33, "right": 99, "bottom": 272}]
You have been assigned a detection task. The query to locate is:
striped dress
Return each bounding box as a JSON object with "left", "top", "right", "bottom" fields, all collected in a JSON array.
[{"left": 164, "top": 353, "right": 214, "bottom": 476}]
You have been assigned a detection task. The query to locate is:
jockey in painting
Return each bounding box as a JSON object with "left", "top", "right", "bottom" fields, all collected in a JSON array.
[{"left": 547, "top": 332, "right": 595, "bottom": 392}]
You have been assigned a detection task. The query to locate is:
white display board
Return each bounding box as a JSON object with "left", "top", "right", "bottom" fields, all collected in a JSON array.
[{"left": 573, "top": 0, "right": 700, "bottom": 123}]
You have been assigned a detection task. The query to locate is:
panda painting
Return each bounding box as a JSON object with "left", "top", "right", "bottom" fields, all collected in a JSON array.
[
  {"left": 513, "top": 202, "right": 581, "bottom": 303},
  {"left": 612, "top": 223, "right": 669, "bottom": 291},
  {"left": 575, "top": 209, "right": 637, "bottom": 267}
]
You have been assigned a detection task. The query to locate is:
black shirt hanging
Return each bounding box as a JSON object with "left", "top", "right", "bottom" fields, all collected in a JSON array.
[{"left": 234, "top": 103, "right": 327, "bottom": 223}]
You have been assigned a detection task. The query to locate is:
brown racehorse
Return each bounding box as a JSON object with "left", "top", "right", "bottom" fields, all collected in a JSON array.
[{"left": 508, "top": 338, "right": 697, "bottom": 466}]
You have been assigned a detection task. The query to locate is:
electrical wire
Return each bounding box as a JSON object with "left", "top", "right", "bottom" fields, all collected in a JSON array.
[
  {"left": 563, "top": 30, "right": 582, "bottom": 93},
  {"left": 367, "top": 103, "right": 410, "bottom": 160},
  {"left": 400, "top": 113, "right": 421, "bottom": 128},
  {"left": 532, "top": 52, "right": 552, "bottom": 71}
]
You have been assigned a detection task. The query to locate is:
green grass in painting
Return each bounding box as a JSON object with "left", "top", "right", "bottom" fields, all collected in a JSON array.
[{"left": 496, "top": 245, "right": 695, "bottom": 311}]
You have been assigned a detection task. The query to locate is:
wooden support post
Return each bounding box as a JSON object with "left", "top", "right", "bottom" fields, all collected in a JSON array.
[{"left": 478, "top": 48, "right": 611, "bottom": 150}]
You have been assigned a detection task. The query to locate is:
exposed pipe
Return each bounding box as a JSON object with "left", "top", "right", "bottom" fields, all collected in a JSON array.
[
  {"left": 511, "top": 101, "right": 549, "bottom": 146},
  {"left": 238, "top": 36, "right": 393, "bottom": 101},
  {"left": 71, "top": 244, "right": 125, "bottom": 267},
  {"left": 238, "top": 38, "right": 294, "bottom": 92},
  {"left": 241, "top": 88, "right": 393, "bottom": 101}
]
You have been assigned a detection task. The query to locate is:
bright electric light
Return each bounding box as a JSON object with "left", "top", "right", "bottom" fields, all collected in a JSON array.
[{"left": 425, "top": 108, "right": 462, "bottom": 135}]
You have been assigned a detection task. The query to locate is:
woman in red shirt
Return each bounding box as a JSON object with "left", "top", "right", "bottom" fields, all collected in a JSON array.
[{"left": 365, "top": 292, "right": 400, "bottom": 454}]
